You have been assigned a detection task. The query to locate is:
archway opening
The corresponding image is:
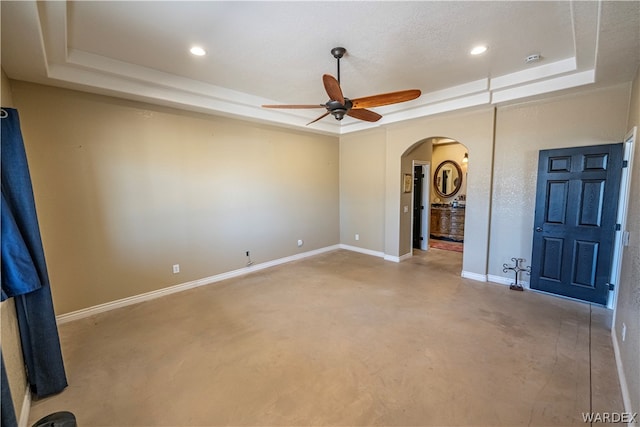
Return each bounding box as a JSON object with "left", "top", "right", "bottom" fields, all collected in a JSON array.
[{"left": 400, "top": 136, "right": 469, "bottom": 256}]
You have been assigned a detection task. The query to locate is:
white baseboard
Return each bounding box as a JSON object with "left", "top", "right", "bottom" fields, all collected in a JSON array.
[
  {"left": 382, "top": 252, "right": 413, "bottom": 263},
  {"left": 461, "top": 271, "right": 487, "bottom": 282},
  {"left": 18, "top": 387, "right": 30, "bottom": 427},
  {"left": 487, "top": 274, "right": 530, "bottom": 288},
  {"left": 611, "top": 325, "right": 636, "bottom": 426},
  {"left": 383, "top": 254, "right": 401, "bottom": 262},
  {"left": 398, "top": 250, "right": 413, "bottom": 262},
  {"left": 57, "top": 245, "right": 341, "bottom": 324},
  {"left": 459, "top": 271, "right": 532, "bottom": 287},
  {"left": 338, "top": 244, "right": 385, "bottom": 259},
  {"left": 398, "top": 252, "right": 413, "bottom": 262},
  {"left": 339, "top": 244, "right": 419, "bottom": 263}
]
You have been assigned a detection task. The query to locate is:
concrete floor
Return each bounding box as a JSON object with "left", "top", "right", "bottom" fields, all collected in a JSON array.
[{"left": 29, "top": 249, "right": 623, "bottom": 426}]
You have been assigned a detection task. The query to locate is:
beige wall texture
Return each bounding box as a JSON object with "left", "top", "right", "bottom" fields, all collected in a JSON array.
[
  {"left": 10, "top": 82, "right": 340, "bottom": 315},
  {"left": 339, "top": 128, "right": 387, "bottom": 253},
  {"left": 615, "top": 66, "right": 640, "bottom": 417},
  {"left": 1, "top": 69, "right": 29, "bottom": 423},
  {"left": 489, "top": 84, "right": 631, "bottom": 282}
]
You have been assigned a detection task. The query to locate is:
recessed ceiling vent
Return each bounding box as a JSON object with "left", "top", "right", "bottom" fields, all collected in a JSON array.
[{"left": 525, "top": 54, "right": 542, "bottom": 64}]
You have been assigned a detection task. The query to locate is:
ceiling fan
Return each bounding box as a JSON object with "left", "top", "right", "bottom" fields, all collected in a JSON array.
[{"left": 262, "top": 47, "right": 422, "bottom": 125}]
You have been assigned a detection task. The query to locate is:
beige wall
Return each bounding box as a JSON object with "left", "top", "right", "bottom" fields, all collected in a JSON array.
[
  {"left": 615, "top": 66, "right": 640, "bottom": 416},
  {"left": 339, "top": 128, "right": 387, "bottom": 252},
  {"left": 489, "top": 84, "right": 631, "bottom": 283},
  {"left": 10, "top": 82, "right": 340, "bottom": 314},
  {"left": 1, "top": 69, "right": 29, "bottom": 423}
]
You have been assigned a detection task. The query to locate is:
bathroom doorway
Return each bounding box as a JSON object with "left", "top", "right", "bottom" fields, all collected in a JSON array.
[{"left": 429, "top": 139, "right": 468, "bottom": 253}]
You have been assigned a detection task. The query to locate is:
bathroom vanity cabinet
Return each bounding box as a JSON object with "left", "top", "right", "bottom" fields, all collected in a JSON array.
[{"left": 430, "top": 206, "right": 465, "bottom": 241}]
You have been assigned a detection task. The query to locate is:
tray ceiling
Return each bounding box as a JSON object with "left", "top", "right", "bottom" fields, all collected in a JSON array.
[{"left": 2, "top": 1, "right": 639, "bottom": 135}]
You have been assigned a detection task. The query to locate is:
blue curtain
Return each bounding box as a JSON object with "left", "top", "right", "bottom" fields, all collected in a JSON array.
[
  {"left": 1, "top": 353, "right": 18, "bottom": 427},
  {"left": 1, "top": 108, "right": 67, "bottom": 411}
]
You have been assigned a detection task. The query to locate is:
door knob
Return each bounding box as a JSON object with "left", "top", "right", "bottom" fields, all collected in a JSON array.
[{"left": 535, "top": 227, "right": 543, "bottom": 232}]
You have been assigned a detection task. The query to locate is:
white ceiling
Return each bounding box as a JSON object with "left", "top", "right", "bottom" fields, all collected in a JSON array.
[{"left": 2, "top": 1, "right": 639, "bottom": 135}]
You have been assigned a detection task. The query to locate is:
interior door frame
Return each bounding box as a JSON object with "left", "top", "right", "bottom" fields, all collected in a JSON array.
[
  {"left": 411, "top": 160, "right": 430, "bottom": 251},
  {"left": 609, "top": 126, "right": 636, "bottom": 309}
]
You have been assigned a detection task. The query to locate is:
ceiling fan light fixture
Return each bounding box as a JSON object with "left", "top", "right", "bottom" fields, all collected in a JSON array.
[
  {"left": 190, "top": 46, "right": 207, "bottom": 56},
  {"left": 470, "top": 45, "right": 488, "bottom": 55},
  {"left": 332, "top": 108, "right": 347, "bottom": 121}
]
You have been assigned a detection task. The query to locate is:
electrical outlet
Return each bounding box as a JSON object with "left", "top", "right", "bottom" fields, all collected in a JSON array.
[
  {"left": 355, "top": 234, "right": 360, "bottom": 241},
  {"left": 172, "top": 264, "right": 180, "bottom": 274},
  {"left": 622, "top": 323, "right": 627, "bottom": 342}
]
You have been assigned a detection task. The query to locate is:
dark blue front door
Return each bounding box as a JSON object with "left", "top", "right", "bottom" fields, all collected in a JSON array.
[{"left": 530, "top": 143, "right": 623, "bottom": 305}]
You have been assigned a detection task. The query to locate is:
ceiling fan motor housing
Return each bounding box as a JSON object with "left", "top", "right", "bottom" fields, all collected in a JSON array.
[{"left": 326, "top": 99, "right": 352, "bottom": 120}]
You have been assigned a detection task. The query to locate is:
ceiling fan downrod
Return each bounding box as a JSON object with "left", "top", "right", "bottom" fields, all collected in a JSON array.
[{"left": 331, "top": 47, "right": 346, "bottom": 84}]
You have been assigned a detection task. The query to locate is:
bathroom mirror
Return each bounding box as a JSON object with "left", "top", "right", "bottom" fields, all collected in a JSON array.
[{"left": 434, "top": 160, "right": 463, "bottom": 198}]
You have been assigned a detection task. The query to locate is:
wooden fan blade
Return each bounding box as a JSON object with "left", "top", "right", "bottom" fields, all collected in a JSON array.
[
  {"left": 351, "top": 89, "right": 421, "bottom": 109},
  {"left": 307, "top": 111, "right": 330, "bottom": 125},
  {"left": 322, "top": 74, "right": 345, "bottom": 104},
  {"left": 347, "top": 108, "right": 382, "bottom": 122},
  {"left": 262, "top": 104, "right": 325, "bottom": 109}
]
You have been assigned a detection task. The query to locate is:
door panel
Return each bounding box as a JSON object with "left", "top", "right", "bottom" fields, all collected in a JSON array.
[
  {"left": 530, "top": 144, "right": 623, "bottom": 305},
  {"left": 546, "top": 181, "right": 568, "bottom": 224},
  {"left": 571, "top": 240, "right": 598, "bottom": 287},
  {"left": 541, "top": 237, "right": 563, "bottom": 281},
  {"left": 578, "top": 180, "right": 604, "bottom": 226}
]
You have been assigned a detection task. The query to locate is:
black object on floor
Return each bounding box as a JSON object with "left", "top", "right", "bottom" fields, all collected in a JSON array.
[{"left": 32, "top": 411, "right": 77, "bottom": 427}]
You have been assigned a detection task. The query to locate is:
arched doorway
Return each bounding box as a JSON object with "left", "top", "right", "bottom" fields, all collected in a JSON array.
[
  {"left": 400, "top": 137, "right": 469, "bottom": 255},
  {"left": 383, "top": 107, "right": 494, "bottom": 280}
]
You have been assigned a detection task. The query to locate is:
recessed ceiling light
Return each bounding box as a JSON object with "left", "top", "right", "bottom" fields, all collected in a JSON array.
[
  {"left": 470, "top": 45, "right": 488, "bottom": 55},
  {"left": 190, "top": 46, "right": 206, "bottom": 56}
]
